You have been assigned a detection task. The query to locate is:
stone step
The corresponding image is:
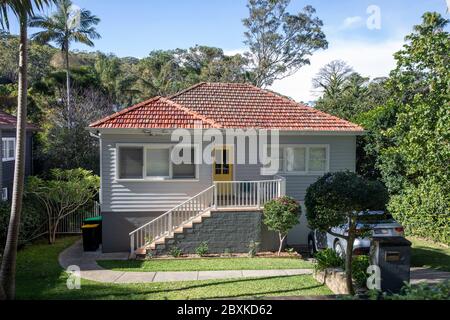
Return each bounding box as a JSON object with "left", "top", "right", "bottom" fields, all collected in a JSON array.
[{"left": 144, "top": 210, "right": 211, "bottom": 253}]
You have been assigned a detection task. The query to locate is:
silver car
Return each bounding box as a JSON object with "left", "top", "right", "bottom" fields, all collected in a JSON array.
[{"left": 308, "top": 211, "right": 405, "bottom": 257}]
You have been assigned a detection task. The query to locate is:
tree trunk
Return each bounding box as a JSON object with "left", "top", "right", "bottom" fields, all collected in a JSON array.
[
  {"left": 47, "top": 217, "right": 52, "bottom": 244},
  {"left": 345, "top": 219, "right": 356, "bottom": 295},
  {"left": 51, "top": 218, "right": 61, "bottom": 244},
  {"left": 65, "top": 47, "right": 71, "bottom": 128},
  {"left": 0, "top": 18, "right": 28, "bottom": 301},
  {"left": 278, "top": 234, "right": 286, "bottom": 256}
]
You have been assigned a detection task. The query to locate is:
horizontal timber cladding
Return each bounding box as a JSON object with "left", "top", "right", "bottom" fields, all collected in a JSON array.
[
  {"left": 101, "top": 133, "right": 356, "bottom": 213},
  {"left": 100, "top": 134, "right": 212, "bottom": 213}
]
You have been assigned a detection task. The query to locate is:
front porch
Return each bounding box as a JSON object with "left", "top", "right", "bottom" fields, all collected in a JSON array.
[{"left": 129, "top": 178, "right": 286, "bottom": 257}]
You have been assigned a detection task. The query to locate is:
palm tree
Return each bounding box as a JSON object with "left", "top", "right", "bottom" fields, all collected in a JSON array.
[
  {"left": 30, "top": 0, "right": 100, "bottom": 127},
  {"left": 0, "top": 0, "right": 56, "bottom": 301}
]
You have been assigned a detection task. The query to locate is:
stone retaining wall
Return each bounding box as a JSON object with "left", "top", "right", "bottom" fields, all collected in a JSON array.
[{"left": 313, "top": 268, "right": 350, "bottom": 295}]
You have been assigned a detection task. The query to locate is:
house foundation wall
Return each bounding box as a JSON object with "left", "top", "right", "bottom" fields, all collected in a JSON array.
[
  {"left": 161, "top": 210, "right": 279, "bottom": 255},
  {"left": 102, "top": 210, "right": 280, "bottom": 253},
  {"left": 102, "top": 211, "right": 163, "bottom": 253}
]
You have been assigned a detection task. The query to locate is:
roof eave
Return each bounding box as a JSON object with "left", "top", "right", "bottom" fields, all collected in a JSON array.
[{"left": 87, "top": 126, "right": 366, "bottom": 136}]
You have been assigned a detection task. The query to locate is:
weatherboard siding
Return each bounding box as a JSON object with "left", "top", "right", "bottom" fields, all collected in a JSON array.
[
  {"left": 101, "top": 133, "right": 356, "bottom": 214},
  {"left": 100, "top": 134, "right": 212, "bottom": 213}
]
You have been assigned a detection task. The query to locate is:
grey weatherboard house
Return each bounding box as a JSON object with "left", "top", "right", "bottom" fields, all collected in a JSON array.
[
  {"left": 0, "top": 110, "right": 37, "bottom": 202},
  {"left": 88, "top": 82, "right": 364, "bottom": 256}
]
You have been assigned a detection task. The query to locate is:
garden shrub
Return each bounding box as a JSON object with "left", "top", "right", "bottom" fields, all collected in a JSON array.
[
  {"left": 223, "top": 248, "right": 232, "bottom": 257},
  {"left": 169, "top": 246, "right": 182, "bottom": 258},
  {"left": 0, "top": 198, "right": 47, "bottom": 253},
  {"left": 313, "top": 249, "right": 344, "bottom": 271},
  {"left": 263, "top": 196, "right": 301, "bottom": 255},
  {"left": 352, "top": 255, "right": 370, "bottom": 289},
  {"left": 248, "top": 241, "right": 260, "bottom": 258},
  {"left": 27, "top": 168, "right": 100, "bottom": 244},
  {"left": 195, "top": 242, "right": 209, "bottom": 257},
  {"left": 388, "top": 180, "right": 449, "bottom": 245},
  {"left": 368, "top": 281, "right": 450, "bottom": 300}
]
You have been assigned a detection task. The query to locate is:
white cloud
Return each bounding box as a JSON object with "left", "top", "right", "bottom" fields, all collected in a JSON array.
[
  {"left": 270, "top": 38, "right": 404, "bottom": 103},
  {"left": 341, "top": 16, "right": 364, "bottom": 30},
  {"left": 224, "top": 48, "right": 247, "bottom": 56}
]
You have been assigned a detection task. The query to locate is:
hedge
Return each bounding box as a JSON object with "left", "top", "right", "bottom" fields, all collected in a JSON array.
[{"left": 388, "top": 180, "right": 449, "bottom": 245}]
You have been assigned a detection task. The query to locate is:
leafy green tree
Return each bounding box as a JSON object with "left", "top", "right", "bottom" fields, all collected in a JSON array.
[
  {"left": 135, "top": 46, "right": 252, "bottom": 99},
  {"left": 37, "top": 87, "right": 114, "bottom": 174},
  {"left": 375, "top": 13, "right": 450, "bottom": 243},
  {"left": 137, "top": 50, "right": 186, "bottom": 98},
  {"left": 305, "top": 171, "right": 388, "bottom": 295},
  {"left": 313, "top": 61, "right": 390, "bottom": 179},
  {"left": 0, "top": 0, "right": 56, "bottom": 301},
  {"left": 263, "top": 196, "right": 301, "bottom": 256},
  {"left": 26, "top": 169, "right": 99, "bottom": 244},
  {"left": 314, "top": 60, "right": 389, "bottom": 122},
  {"left": 312, "top": 60, "right": 353, "bottom": 99},
  {"left": 30, "top": 0, "right": 100, "bottom": 126},
  {"left": 243, "top": 0, "right": 327, "bottom": 87},
  {"left": 183, "top": 45, "right": 252, "bottom": 84}
]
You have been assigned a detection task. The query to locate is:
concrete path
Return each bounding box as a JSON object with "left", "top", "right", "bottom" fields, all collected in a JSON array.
[{"left": 59, "top": 241, "right": 312, "bottom": 284}]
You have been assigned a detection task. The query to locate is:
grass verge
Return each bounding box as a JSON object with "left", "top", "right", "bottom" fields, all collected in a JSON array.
[
  {"left": 97, "top": 257, "right": 313, "bottom": 272},
  {"left": 410, "top": 237, "right": 450, "bottom": 272},
  {"left": 15, "top": 237, "right": 330, "bottom": 300}
]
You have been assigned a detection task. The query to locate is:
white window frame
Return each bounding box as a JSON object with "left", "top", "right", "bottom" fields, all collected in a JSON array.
[
  {"left": 275, "top": 144, "right": 330, "bottom": 175},
  {"left": 2, "top": 137, "right": 16, "bottom": 162},
  {"left": 1, "top": 187, "right": 7, "bottom": 201},
  {"left": 116, "top": 143, "right": 200, "bottom": 182}
]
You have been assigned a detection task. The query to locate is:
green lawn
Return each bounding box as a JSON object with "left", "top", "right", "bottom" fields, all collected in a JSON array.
[
  {"left": 15, "top": 237, "right": 330, "bottom": 300},
  {"left": 97, "top": 257, "right": 313, "bottom": 272},
  {"left": 410, "top": 237, "right": 450, "bottom": 272}
]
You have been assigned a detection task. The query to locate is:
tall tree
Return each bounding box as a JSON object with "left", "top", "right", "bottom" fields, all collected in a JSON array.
[
  {"left": 0, "top": 0, "right": 55, "bottom": 301},
  {"left": 243, "top": 0, "right": 327, "bottom": 87},
  {"left": 30, "top": 0, "right": 100, "bottom": 127},
  {"left": 377, "top": 13, "right": 449, "bottom": 243},
  {"left": 312, "top": 60, "right": 353, "bottom": 98}
]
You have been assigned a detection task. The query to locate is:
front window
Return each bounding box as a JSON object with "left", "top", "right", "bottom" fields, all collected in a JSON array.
[
  {"left": 173, "top": 147, "right": 196, "bottom": 179},
  {"left": 309, "top": 147, "right": 327, "bottom": 172},
  {"left": 285, "top": 147, "right": 306, "bottom": 172},
  {"left": 146, "top": 148, "right": 170, "bottom": 178},
  {"left": 119, "top": 147, "right": 143, "bottom": 179},
  {"left": 282, "top": 145, "right": 329, "bottom": 174},
  {"left": 118, "top": 145, "right": 197, "bottom": 181}
]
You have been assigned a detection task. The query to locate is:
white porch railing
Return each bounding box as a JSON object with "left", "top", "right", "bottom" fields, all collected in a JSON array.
[
  {"left": 214, "top": 179, "right": 283, "bottom": 208},
  {"left": 130, "top": 186, "right": 215, "bottom": 255},
  {"left": 129, "top": 179, "right": 286, "bottom": 255}
]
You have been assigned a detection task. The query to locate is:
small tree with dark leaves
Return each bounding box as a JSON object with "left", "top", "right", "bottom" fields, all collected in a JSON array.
[
  {"left": 305, "top": 171, "right": 388, "bottom": 295},
  {"left": 263, "top": 196, "right": 301, "bottom": 256}
]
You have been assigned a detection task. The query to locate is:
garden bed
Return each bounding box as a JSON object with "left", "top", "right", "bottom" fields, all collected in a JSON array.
[
  {"left": 97, "top": 256, "right": 313, "bottom": 272},
  {"left": 146, "top": 250, "right": 303, "bottom": 260}
]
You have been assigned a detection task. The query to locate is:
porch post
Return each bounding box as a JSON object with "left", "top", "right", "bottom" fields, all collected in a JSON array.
[
  {"left": 280, "top": 177, "right": 286, "bottom": 197},
  {"left": 130, "top": 233, "right": 135, "bottom": 256},
  {"left": 168, "top": 211, "right": 173, "bottom": 232},
  {"left": 257, "top": 181, "right": 261, "bottom": 209},
  {"left": 213, "top": 183, "right": 218, "bottom": 209}
]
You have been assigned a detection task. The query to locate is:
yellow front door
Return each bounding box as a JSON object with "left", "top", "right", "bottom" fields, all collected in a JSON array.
[{"left": 213, "top": 147, "right": 233, "bottom": 182}]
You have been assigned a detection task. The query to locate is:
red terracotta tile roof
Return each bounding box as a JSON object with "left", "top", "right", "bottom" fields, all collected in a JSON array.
[
  {"left": 0, "top": 110, "right": 38, "bottom": 130},
  {"left": 90, "top": 82, "right": 364, "bottom": 132},
  {"left": 89, "top": 96, "right": 218, "bottom": 129}
]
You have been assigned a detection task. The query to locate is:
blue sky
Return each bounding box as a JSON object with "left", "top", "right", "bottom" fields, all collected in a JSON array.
[{"left": 6, "top": 0, "right": 450, "bottom": 101}]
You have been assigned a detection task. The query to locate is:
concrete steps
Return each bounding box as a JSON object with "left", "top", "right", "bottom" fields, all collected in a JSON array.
[{"left": 133, "top": 210, "right": 212, "bottom": 258}]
